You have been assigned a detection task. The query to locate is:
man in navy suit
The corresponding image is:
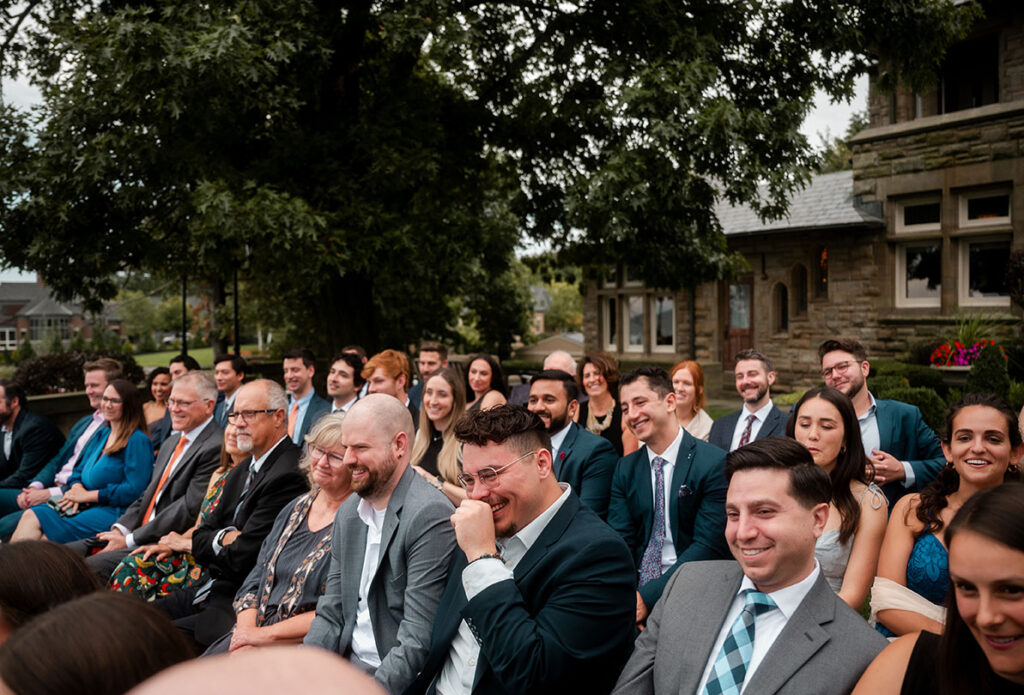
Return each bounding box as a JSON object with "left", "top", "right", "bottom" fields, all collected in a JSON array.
[
  {"left": 608, "top": 366, "right": 729, "bottom": 629},
  {"left": 0, "top": 380, "right": 64, "bottom": 492},
  {"left": 213, "top": 354, "right": 247, "bottom": 427},
  {"left": 403, "top": 405, "right": 636, "bottom": 695},
  {"left": 819, "top": 338, "right": 943, "bottom": 505},
  {"left": 708, "top": 349, "right": 787, "bottom": 451},
  {"left": 526, "top": 369, "right": 617, "bottom": 518}
]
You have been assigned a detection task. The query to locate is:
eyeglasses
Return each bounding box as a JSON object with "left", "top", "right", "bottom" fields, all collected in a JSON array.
[
  {"left": 308, "top": 445, "right": 346, "bottom": 468},
  {"left": 456, "top": 450, "right": 537, "bottom": 490},
  {"left": 167, "top": 398, "right": 196, "bottom": 409},
  {"left": 821, "top": 361, "right": 853, "bottom": 379},
  {"left": 226, "top": 409, "right": 278, "bottom": 423},
  {"left": 100, "top": 396, "right": 123, "bottom": 405}
]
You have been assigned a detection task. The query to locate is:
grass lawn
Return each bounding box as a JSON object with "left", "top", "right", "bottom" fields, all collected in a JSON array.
[{"left": 134, "top": 345, "right": 262, "bottom": 368}]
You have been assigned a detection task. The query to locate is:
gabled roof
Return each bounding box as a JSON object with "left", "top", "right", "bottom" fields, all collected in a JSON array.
[
  {"left": 715, "top": 170, "right": 884, "bottom": 236},
  {"left": 19, "top": 296, "right": 76, "bottom": 317}
]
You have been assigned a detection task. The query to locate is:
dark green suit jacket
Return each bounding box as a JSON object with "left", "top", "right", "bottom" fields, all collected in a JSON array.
[
  {"left": 553, "top": 422, "right": 618, "bottom": 519},
  {"left": 0, "top": 409, "right": 64, "bottom": 489},
  {"left": 874, "top": 397, "right": 943, "bottom": 505}
]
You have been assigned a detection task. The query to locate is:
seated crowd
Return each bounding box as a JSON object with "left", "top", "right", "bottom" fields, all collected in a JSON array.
[{"left": 1, "top": 338, "right": 1023, "bottom": 695}]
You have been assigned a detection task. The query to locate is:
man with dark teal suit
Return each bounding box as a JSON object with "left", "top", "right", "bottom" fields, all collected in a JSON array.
[
  {"left": 608, "top": 366, "right": 729, "bottom": 628},
  {"left": 820, "top": 338, "right": 943, "bottom": 505},
  {"left": 527, "top": 369, "right": 617, "bottom": 518},
  {"left": 403, "top": 405, "right": 636, "bottom": 695}
]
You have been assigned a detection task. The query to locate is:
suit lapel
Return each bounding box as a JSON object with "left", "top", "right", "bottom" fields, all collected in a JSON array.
[
  {"left": 668, "top": 431, "right": 696, "bottom": 540},
  {"left": 743, "top": 573, "right": 834, "bottom": 694},
  {"left": 508, "top": 493, "right": 578, "bottom": 582},
  {"left": 372, "top": 467, "right": 413, "bottom": 582},
  {"left": 339, "top": 500, "right": 368, "bottom": 626},
  {"left": 875, "top": 399, "right": 898, "bottom": 453},
  {"left": 633, "top": 446, "right": 655, "bottom": 542},
  {"left": 674, "top": 564, "right": 746, "bottom": 694},
  {"left": 554, "top": 423, "right": 580, "bottom": 478}
]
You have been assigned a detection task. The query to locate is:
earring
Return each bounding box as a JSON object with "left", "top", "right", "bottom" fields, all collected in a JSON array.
[
  {"left": 1010, "top": 464, "right": 1020, "bottom": 474},
  {"left": 840, "top": 446, "right": 846, "bottom": 455},
  {"left": 945, "top": 460, "right": 955, "bottom": 469}
]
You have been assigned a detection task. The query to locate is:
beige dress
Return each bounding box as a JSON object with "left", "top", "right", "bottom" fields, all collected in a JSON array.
[{"left": 683, "top": 408, "right": 714, "bottom": 442}]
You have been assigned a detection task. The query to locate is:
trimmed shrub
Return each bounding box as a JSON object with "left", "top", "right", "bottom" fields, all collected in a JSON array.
[
  {"left": 872, "top": 359, "right": 948, "bottom": 396},
  {"left": 881, "top": 386, "right": 946, "bottom": 432},
  {"left": 774, "top": 390, "right": 806, "bottom": 407},
  {"left": 945, "top": 387, "right": 963, "bottom": 407},
  {"left": 869, "top": 375, "right": 909, "bottom": 396},
  {"left": 906, "top": 338, "right": 945, "bottom": 366},
  {"left": 16, "top": 338, "right": 36, "bottom": 364},
  {"left": 1009, "top": 381, "right": 1024, "bottom": 415},
  {"left": 13, "top": 350, "right": 146, "bottom": 395},
  {"left": 964, "top": 342, "right": 1010, "bottom": 400}
]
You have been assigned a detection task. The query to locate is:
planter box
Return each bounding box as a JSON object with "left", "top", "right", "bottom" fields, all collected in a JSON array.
[{"left": 930, "top": 364, "right": 971, "bottom": 388}]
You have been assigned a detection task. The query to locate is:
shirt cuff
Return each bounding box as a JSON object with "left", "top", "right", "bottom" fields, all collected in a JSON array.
[
  {"left": 461, "top": 557, "right": 514, "bottom": 601},
  {"left": 213, "top": 526, "right": 238, "bottom": 555},
  {"left": 124, "top": 532, "right": 137, "bottom": 550},
  {"left": 47, "top": 486, "right": 61, "bottom": 497},
  {"left": 112, "top": 523, "right": 130, "bottom": 536},
  {"left": 901, "top": 461, "right": 915, "bottom": 488},
  {"left": 29, "top": 481, "right": 44, "bottom": 490}
]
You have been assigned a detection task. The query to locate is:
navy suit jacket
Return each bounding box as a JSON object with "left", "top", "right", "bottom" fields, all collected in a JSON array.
[
  {"left": 213, "top": 396, "right": 231, "bottom": 428},
  {"left": 30, "top": 413, "right": 102, "bottom": 488},
  {"left": 0, "top": 409, "right": 64, "bottom": 489},
  {"left": 708, "top": 402, "right": 787, "bottom": 451},
  {"left": 873, "top": 397, "right": 944, "bottom": 505},
  {"left": 404, "top": 492, "right": 636, "bottom": 695},
  {"left": 553, "top": 422, "right": 618, "bottom": 519},
  {"left": 607, "top": 429, "right": 730, "bottom": 608},
  {"left": 291, "top": 393, "right": 331, "bottom": 445}
]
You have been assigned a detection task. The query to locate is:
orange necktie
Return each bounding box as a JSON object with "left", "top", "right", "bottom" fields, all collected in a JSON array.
[
  {"left": 142, "top": 435, "right": 188, "bottom": 524},
  {"left": 288, "top": 401, "right": 299, "bottom": 438}
]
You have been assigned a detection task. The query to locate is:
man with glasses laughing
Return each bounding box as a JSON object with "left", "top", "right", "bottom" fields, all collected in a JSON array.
[
  {"left": 818, "top": 338, "right": 943, "bottom": 505},
  {"left": 403, "top": 405, "right": 636, "bottom": 695}
]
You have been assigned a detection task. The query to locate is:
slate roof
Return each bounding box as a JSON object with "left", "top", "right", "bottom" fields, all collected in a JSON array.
[{"left": 714, "top": 170, "right": 884, "bottom": 236}]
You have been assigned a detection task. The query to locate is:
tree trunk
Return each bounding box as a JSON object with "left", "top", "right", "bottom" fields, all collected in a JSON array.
[{"left": 209, "top": 278, "right": 228, "bottom": 356}]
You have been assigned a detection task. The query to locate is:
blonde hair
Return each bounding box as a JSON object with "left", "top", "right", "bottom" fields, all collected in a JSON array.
[
  {"left": 300, "top": 412, "right": 346, "bottom": 489},
  {"left": 411, "top": 368, "right": 466, "bottom": 485}
]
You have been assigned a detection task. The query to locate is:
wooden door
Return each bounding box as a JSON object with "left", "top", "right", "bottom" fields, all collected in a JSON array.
[{"left": 723, "top": 276, "right": 754, "bottom": 362}]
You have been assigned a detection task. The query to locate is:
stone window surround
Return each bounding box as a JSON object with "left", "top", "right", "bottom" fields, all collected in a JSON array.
[{"left": 596, "top": 282, "right": 678, "bottom": 356}]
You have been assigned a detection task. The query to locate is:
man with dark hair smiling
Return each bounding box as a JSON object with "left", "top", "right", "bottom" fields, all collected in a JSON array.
[
  {"left": 526, "top": 369, "right": 617, "bottom": 518},
  {"left": 213, "top": 354, "right": 247, "bottom": 427},
  {"left": 326, "top": 352, "right": 365, "bottom": 414},
  {"left": 405, "top": 405, "right": 635, "bottom": 695},
  {"left": 608, "top": 366, "right": 729, "bottom": 629},
  {"left": 612, "top": 437, "right": 886, "bottom": 695},
  {"left": 709, "top": 349, "right": 787, "bottom": 452}
]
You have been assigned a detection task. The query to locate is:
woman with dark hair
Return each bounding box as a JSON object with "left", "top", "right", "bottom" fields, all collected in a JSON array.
[
  {"left": 144, "top": 367, "right": 172, "bottom": 428},
  {"left": 11, "top": 379, "right": 153, "bottom": 543},
  {"left": 854, "top": 482, "right": 1024, "bottom": 694},
  {"left": 0, "top": 541, "right": 101, "bottom": 643},
  {"left": 410, "top": 367, "right": 467, "bottom": 506},
  {"left": 871, "top": 393, "right": 1024, "bottom": 638},
  {"left": 110, "top": 422, "right": 246, "bottom": 599},
  {"left": 465, "top": 354, "right": 507, "bottom": 412},
  {"left": 576, "top": 351, "right": 638, "bottom": 456},
  {"left": 670, "top": 360, "right": 714, "bottom": 441},
  {"left": 0, "top": 592, "right": 193, "bottom": 695},
  {"left": 787, "top": 386, "right": 887, "bottom": 609}
]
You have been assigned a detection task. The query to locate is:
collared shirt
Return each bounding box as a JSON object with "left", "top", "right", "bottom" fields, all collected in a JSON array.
[
  {"left": 648, "top": 427, "right": 684, "bottom": 574},
  {"left": 437, "top": 484, "right": 573, "bottom": 695},
  {"left": 222, "top": 392, "right": 238, "bottom": 417},
  {"left": 729, "top": 401, "right": 776, "bottom": 452},
  {"left": 288, "top": 391, "right": 316, "bottom": 444},
  {"left": 1, "top": 426, "right": 11, "bottom": 459},
  {"left": 332, "top": 395, "right": 358, "bottom": 414},
  {"left": 697, "top": 563, "right": 823, "bottom": 693},
  {"left": 549, "top": 421, "right": 573, "bottom": 461},
  {"left": 212, "top": 435, "right": 288, "bottom": 555},
  {"left": 860, "top": 391, "right": 915, "bottom": 488},
  {"left": 33, "top": 409, "right": 105, "bottom": 496},
  {"left": 118, "top": 415, "right": 216, "bottom": 549},
  {"left": 351, "top": 498, "right": 388, "bottom": 668}
]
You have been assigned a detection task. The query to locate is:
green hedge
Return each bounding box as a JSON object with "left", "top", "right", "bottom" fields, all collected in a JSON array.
[
  {"left": 871, "top": 359, "right": 948, "bottom": 397},
  {"left": 964, "top": 343, "right": 1010, "bottom": 400},
  {"left": 880, "top": 386, "right": 946, "bottom": 433},
  {"left": 868, "top": 375, "right": 909, "bottom": 395}
]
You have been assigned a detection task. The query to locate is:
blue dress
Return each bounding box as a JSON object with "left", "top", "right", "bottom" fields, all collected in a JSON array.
[
  {"left": 31, "top": 427, "right": 154, "bottom": 543},
  {"left": 877, "top": 532, "right": 948, "bottom": 637}
]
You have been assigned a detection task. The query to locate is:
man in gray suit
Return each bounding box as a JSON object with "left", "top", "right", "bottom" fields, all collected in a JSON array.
[
  {"left": 612, "top": 437, "right": 886, "bottom": 695},
  {"left": 304, "top": 394, "right": 456, "bottom": 695}
]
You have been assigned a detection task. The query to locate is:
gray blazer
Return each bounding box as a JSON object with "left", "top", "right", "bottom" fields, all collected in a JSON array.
[
  {"left": 304, "top": 465, "right": 456, "bottom": 694},
  {"left": 612, "top": 560, "right": 887, "bottom": 695}
]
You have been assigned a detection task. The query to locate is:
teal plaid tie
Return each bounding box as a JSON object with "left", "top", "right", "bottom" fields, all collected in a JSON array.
[{"left": 703, "top": 590, "right": 777, "bottom": 695}]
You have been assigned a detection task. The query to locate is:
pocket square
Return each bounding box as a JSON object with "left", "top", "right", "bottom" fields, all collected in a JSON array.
[{"left": 678, "top": 484, "right": 693, "bottom": 498}]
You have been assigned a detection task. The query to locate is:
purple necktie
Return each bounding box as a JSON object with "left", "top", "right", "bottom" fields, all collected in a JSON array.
[
  {"left": 639, "top": 456, "right": 667, "bottom": 585},
  {"left": 738, "top": 414, "right": 756, "bottom": 448}
]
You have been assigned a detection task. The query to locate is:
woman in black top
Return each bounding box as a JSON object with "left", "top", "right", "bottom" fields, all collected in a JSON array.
[{"left": 576, "top": 352, "right": 637, "bottom": 456}]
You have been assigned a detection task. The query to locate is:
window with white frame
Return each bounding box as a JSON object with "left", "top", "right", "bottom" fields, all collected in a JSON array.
[
  {"left": 958, "top": 236, "right": 1011, "bottom": 307},
  {"left": 959, "top": 188, "right": 1011, "bottom": 229},
  {"left": 651, "top": 296, "right": 674, "bottom": 352},
  {"left": 896, "top": 196, "right": 941, "bottom": 233},
  {"left": 624, "top": 296, "right": 643, "bottom": 352},
  {"left": 603, "top": 297, "right": 617, "bottom": 351},
  {"left": 896, "top": 242, "right": 942, "bottom": 308},
  {"left": 0, "top": 329, "right": 15, "bottom": 350}
]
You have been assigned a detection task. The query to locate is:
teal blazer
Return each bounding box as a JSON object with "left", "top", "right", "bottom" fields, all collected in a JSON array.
[
  {"left": 874, "top": 398, "right": 944, "bottom": 505},
  {"left": 554, "top": 422, "right": 618, "bottom": 519},
  {"left": 30, "top": 413, "right": 102, "bottom": 488}
]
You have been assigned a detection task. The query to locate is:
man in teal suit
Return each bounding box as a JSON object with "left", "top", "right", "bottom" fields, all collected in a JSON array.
[
  {"left": 819, "top": 338, "right": 943, "bottom": 505},
  {"left": 527, "top": 369, "right": 618, "bottom": 518},
  {"left": 608, "top": 366, "right": 729, "bottom": 629}
]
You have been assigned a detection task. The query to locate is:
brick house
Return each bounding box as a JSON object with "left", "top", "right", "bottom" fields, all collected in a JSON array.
[
  {"left": 0, "top": 278, "right": 122, "bottom": 349},
  {"left": 582, "top": 2, "right": 1024, "bottom": 393}
]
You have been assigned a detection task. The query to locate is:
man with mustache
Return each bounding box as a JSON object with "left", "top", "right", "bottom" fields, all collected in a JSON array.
[{"left": 709, "top": 349, "right": 787, "bottom": 452}]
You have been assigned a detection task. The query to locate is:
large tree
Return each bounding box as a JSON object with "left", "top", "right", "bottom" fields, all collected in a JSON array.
[{"left": 0, "top": 0, "right": 978, "bottom": 355}]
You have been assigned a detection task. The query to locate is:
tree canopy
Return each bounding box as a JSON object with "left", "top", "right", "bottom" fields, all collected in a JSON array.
[{"left": 0, "top": 0, "right": 979, "bottom": 356}]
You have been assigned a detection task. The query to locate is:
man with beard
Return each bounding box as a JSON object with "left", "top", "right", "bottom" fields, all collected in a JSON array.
[
  {"left": 526, "top": 369, "right": 617, "bottom": 518},
  {"left": 709, "top": 349, "right": 787, "bottom": 452},
  {"left": 819, "top": 338, "right": 942, "bottom": 505},
  {"left": 305, "top": 394, "right": 455, "bottom": 695},
  {"left": 154, "top": 379, "right": 307, "bottom": 651}
]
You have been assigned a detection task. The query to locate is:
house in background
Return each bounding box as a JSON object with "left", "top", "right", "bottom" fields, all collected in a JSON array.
[
  {"left": 0, "top": 277, "right": 122, "bottom": 349},
  {"left": 582, "top": 1, "right": 1023, "bottom": 392}
]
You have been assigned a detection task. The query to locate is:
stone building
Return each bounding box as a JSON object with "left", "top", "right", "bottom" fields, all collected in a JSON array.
[{"left": 582, "top": 2, "right": 1023, "bottom": 393}]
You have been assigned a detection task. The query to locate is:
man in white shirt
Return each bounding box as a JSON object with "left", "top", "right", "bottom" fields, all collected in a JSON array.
[
  {"left": 612, "top": 436, "right": 887, "bottom": 695},
  {"left": 404, "top": 405, "right": 636, "bottom": 695},
  {"left": 305, "top": 394, "right": 455, "bottom": 695},
  {"left": 708, "top": 349, "right": 788, "bottom": 451}
]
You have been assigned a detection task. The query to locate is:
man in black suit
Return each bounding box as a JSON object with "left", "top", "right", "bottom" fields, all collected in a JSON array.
[
  {"left": 526, "top": 369, "right": 617, "bottom": 518},
  {"left": 0, "top": 380, "right": 64, "bottom": 492},
  {"left": 68, "top": 371, "right": 224, "bottom": 578},
  {"left": 154, "top": 379, "right": 308, "bottom": 650},
  {"left": 404, "top": 405, "right": 636, "bottom": 695},
  {"left": 213, "top": 354, "right": 247, "bottom": 427},
  {"left": 709, "top": 349, "right": 787, "bottom": 451}
]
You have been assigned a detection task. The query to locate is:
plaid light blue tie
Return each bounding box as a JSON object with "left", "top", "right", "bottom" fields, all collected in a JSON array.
[
  {"left": 638, "top": 456, "right": 666, "bottom": 585},
  {"left": 703, "top": 589, "right": 777, "bottom": 695}
]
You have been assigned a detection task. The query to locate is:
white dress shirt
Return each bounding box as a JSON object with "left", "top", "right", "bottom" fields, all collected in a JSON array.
[
  {"left": 332, "top": 395, "right": 358, "bottom": 414},
  {"left": 2, "top": 427, "right": 11, "bottom": 459},
  {"left": 697, "top": 563, "right": 822, "bottom": 693},
  {"left": 549, "top": 422, "right": 573, "bottom": 461},
  {"left": 351, "top": 499, "right": 388, "bottom": 668},
  {"left": 647, "top": 427, "right": 684, "bottom": 574},
  {"left": 860, "top": 392, "right": 915, "bottom": 488},
  {"left": 436, "top": 483, "right": 573, "bottom": 695},
  {"left": 729, "top": 401, "right": 776, "bottom": 452}
]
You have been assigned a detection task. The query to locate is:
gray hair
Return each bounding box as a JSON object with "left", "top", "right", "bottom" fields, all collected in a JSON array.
[
  {"left": 172, "top": 370, "right": 218, "bottom": 402},
  {"left": 543, "top": 350, "right": 577, "bottom": 375}
]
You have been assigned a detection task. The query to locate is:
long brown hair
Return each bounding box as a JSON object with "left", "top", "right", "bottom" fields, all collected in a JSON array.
[
  {"left": 412, "top": 367, "right": 467, "bottom": 484},
  {"left": 103, "top": 379, "right": 147, "bottom": 454}
]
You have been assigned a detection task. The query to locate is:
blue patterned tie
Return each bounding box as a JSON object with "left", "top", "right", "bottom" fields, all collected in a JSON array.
[
  {"left": 703, "top": 590, "right": 777, "bottom": 694},
  {"left": 639, "top": 456, "right": 666, "bottom": 585}
]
